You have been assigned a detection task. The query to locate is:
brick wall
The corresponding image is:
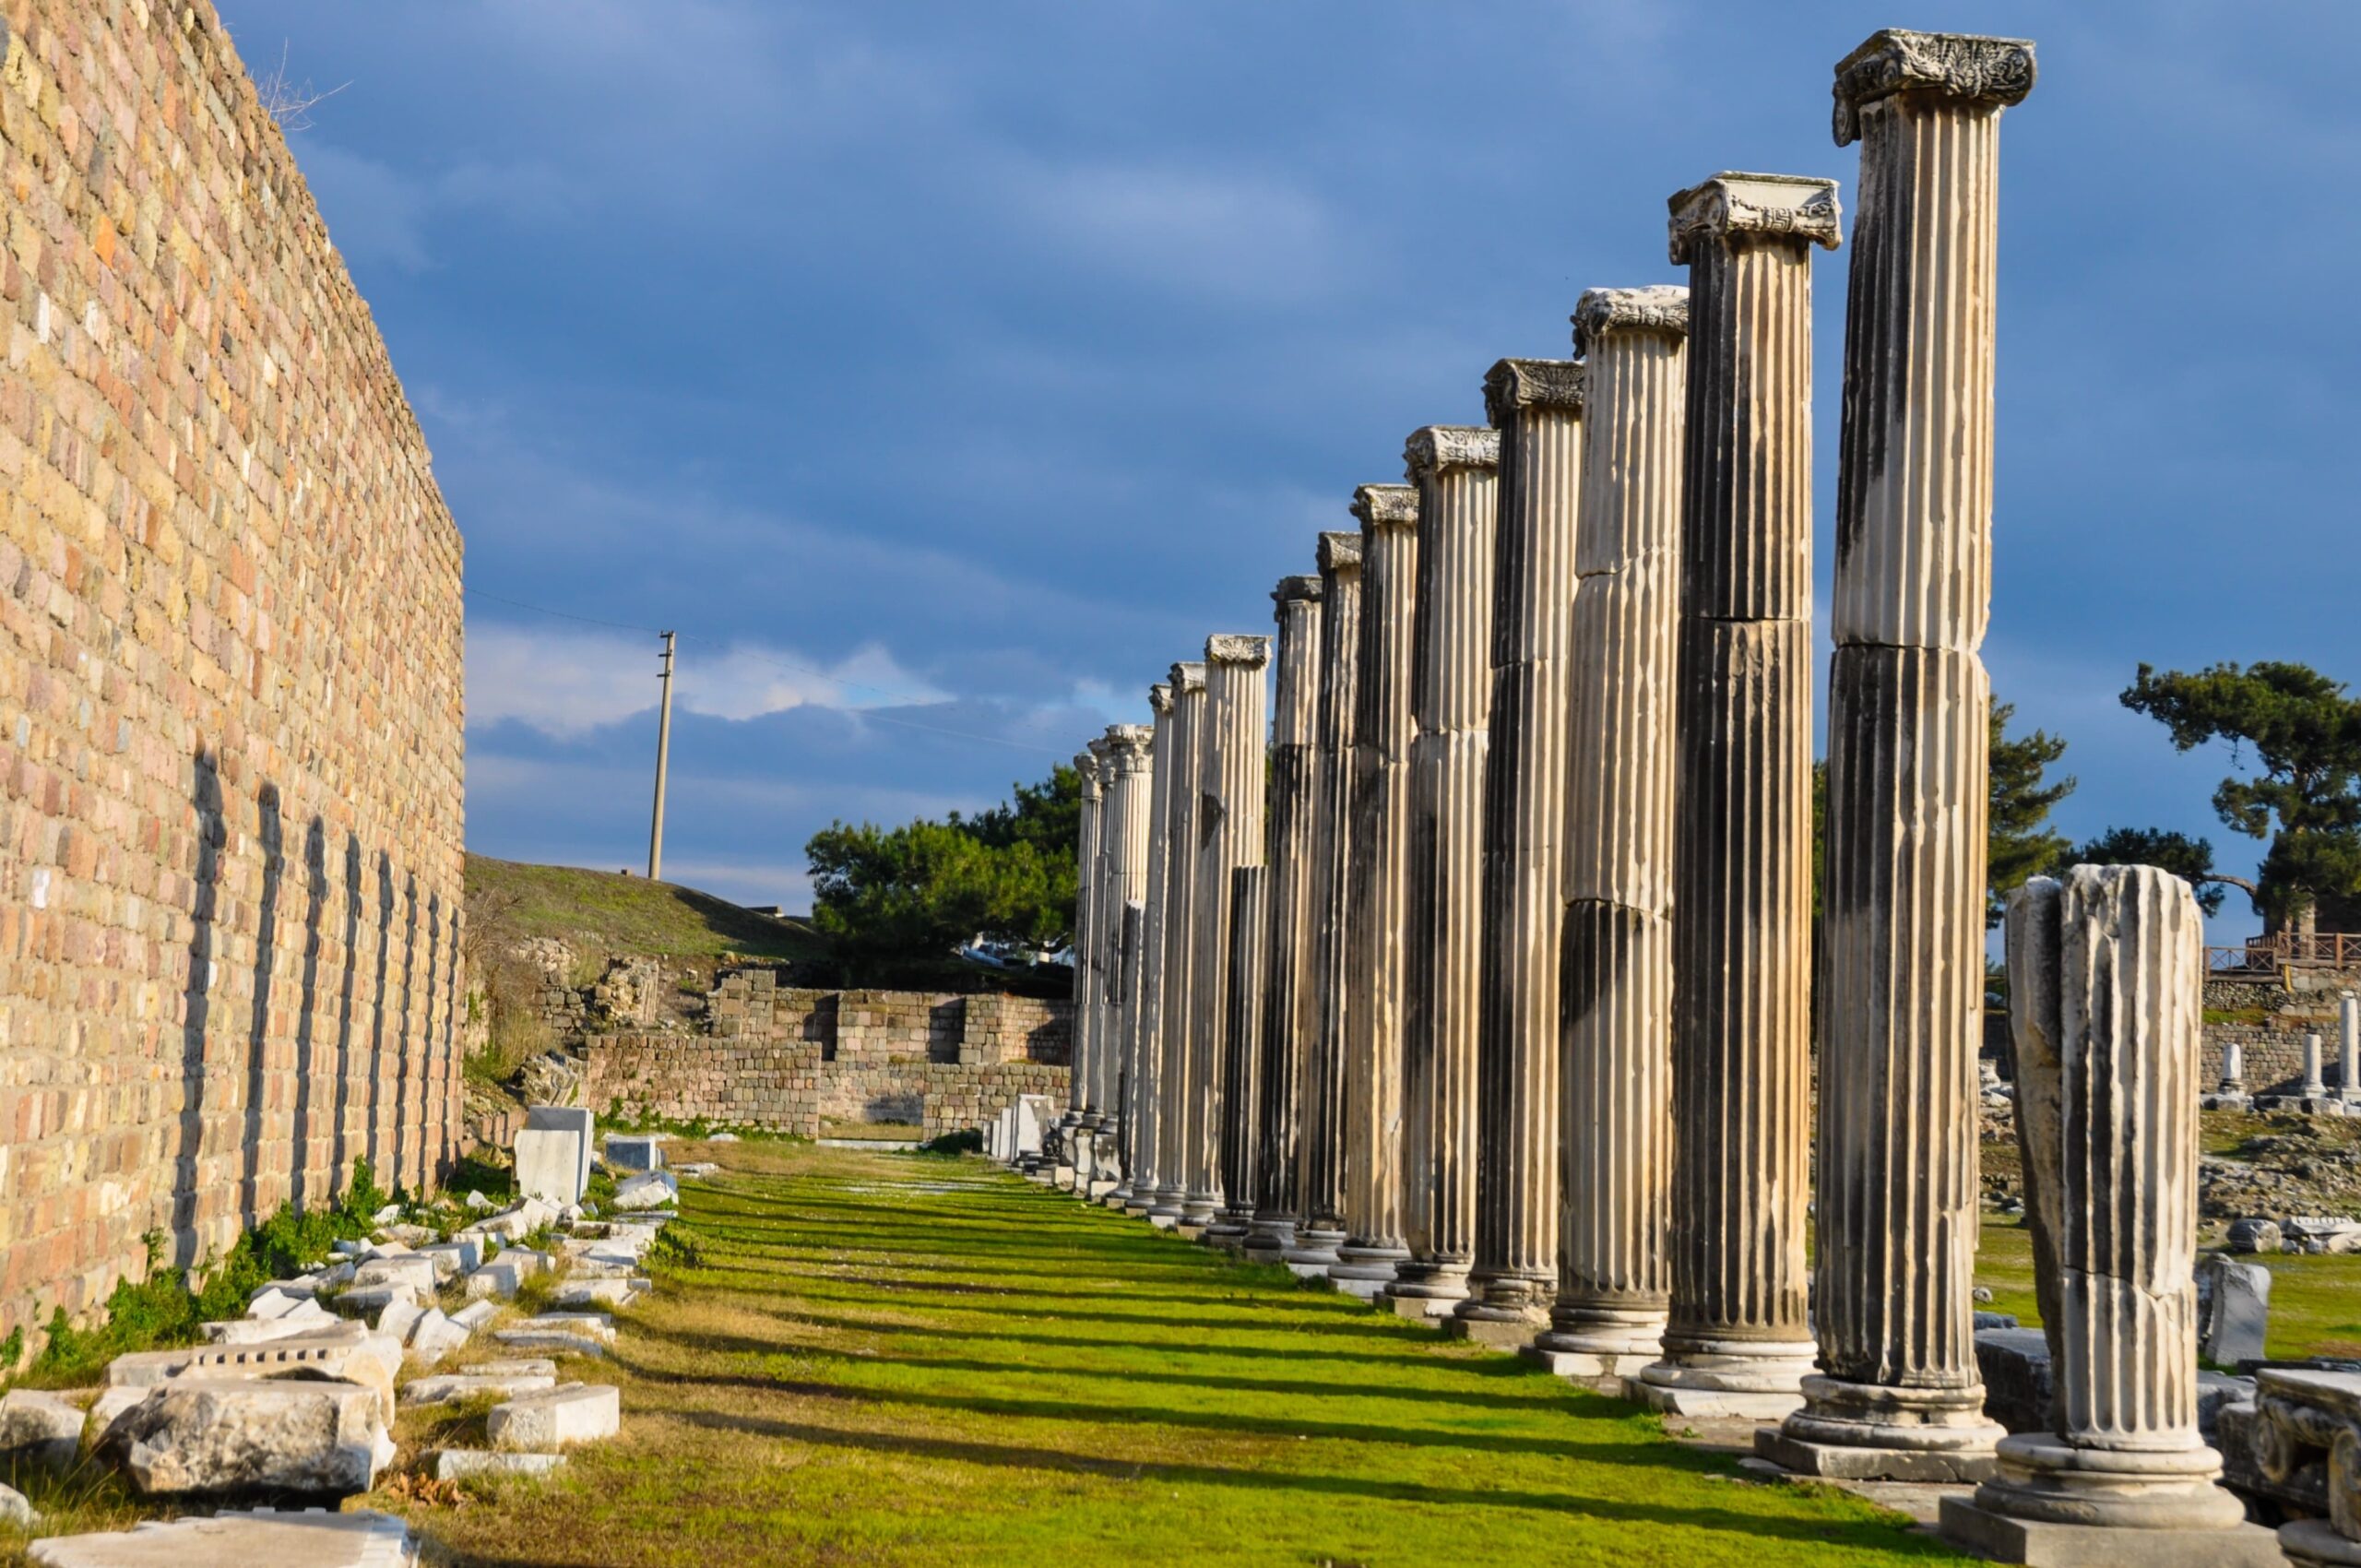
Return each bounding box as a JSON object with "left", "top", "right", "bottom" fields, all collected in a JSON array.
[
  {"left": 580, "top": 977, "right": 1069, "bottom": 1137},
  {"left": 0, "top": 3, "right": 465, "bottom": 1333}
]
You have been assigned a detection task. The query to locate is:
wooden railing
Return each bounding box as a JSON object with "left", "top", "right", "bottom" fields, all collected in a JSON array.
[{"left": 2206, "top": 932, "right": 2361, "bottom": 975}]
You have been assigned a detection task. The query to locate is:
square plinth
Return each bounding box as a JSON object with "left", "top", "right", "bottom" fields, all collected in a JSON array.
[
  {"left": 1383, "top": 1293, "right": 1456, "bottom": 1322},
  {"left": 1329, "top": 1276, "right": 1390, "bottom": 1301},
  {"left": 1442, "top": 1316, "right": 1540, "bottom": 1350},
  {"left": 1754, "top": 1427, "right": 1997, "bottom": 1484},
  {"left": 1937, "top": 1497, "right": 2284, "bottom": 1566},
  {"left": 1631, "top": 1382, "right": 1805, "bottom": 1420}
]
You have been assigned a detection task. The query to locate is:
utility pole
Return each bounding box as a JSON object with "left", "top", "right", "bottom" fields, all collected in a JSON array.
[{"left": 647, "top": 630, "right": 676, "bottom": 881}]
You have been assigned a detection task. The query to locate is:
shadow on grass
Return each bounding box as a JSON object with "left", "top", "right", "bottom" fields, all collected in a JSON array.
[{"left": 667, "top": 1408, "right": 1959, "bottom": 1553}]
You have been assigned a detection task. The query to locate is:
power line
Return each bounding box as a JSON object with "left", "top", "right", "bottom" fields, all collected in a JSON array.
[{"left": 461, "top": 585, "right": 1067, "bottom": 758}]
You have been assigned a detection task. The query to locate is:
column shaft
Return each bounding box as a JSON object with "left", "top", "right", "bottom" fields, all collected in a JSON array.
[
  {"left": 1543, "top": 286, "right": 1687, "bottom": 1377},
  {"left": 1396, "top": 426, "right": 1500, "bottom": 1312},
  {"left": 1291, "top": 531, "right": 1364, "bottom": 1270},
  {"left": 1120, "top": 685, "right": 1174, "bottom": 1212},
  {"left": 1771, "top": 27, "right": 2035, "bottom": 1483},
  {"left": 1224, "top": 863, "right": 1270, "bottom": 1239},
  {"left": 1641, "top": 175, "right": 1836, "bottom": 1414},
  {"left": 1069, "top": 751, "right": 1104, "bottom": 1139},
  {"left": 1095, "top": 726, "right": 1154, "bottom": 1182},
  {"left": 1941, "top": 868, "right": 2256, "bottom": 1550},
  {"left": 1462, "top": 361, "right": 1583, "bottom": 1335},
  {"left": 1190, "top": 636, "right": 1270, "bottom": 1232},
  {"left": 1333, "top": 484, "right": 1419, "bottom": 1295},
  {"left": 1148, "top": 667, "right": 1205, "bottom": 1221},
  {"left": 1249, "top": 577, "right": 1325, "bottom": 1258}
]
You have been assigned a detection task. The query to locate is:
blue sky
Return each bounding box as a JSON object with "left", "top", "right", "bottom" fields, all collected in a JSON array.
[{"left": 214, "top": 0, "right": 2361, "bottom": 936}]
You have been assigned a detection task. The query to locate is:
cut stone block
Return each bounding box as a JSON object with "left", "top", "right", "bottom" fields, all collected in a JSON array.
[
  {"left": 401, "top": 1371, "right": 557, "bottom": 1407},
  {"left": 611, "top": 1171, "right": 677, "bottom": 1212},
  {"left": 375, "top": 1300, "right": 425, "bottom": 1346},
  {"left": 2227, "top": 1219, "right": 2282, "bottom": 1255},
  {"left": 0, "top": 1388, "right": 89, "bottom": 1472},
  {"left": 100, "top": 1378, "right": 393, "bottom": 1496},
  {"left": 351, "top": 1255, "right": 438, "bottom": 1298},
  {"left": 248, "top": 1288, "right": 312, "bottom": 1321},
  {"left": 107, "top": 1324, "right": 404, "bottom": 1423},
  {"left": 27, "top": 1506, "right": 419, "bottom": 1568},
  {"left": 488, "top": 1384, "right": 620, "bottom": 1450},
  {"left": 2197, "top": 1255, "right": 2271, "bottom": 1368},
  {"left": 603, "top": 1134, "right": 663, "bottom": 1174},
  {"left": 525, "top": 1107, "right": 596, "bottom": 1194},
  {"left": 450, "top": 1301, "right": 500, "bottom": 1332},
  {"left": 512, "top": 1313, "right": 614, "bottom": 1343},
  {"left": 205, "top": 1299, "right": 336, "bottom": 1344},
  {"left": 433, "top": 1449, "right": 567, "bottom": 1482},
  {"left": 1938, "top": 1495, "right": 2284, "bottom": 1565},
  {"left": 1975, "top": 1327, "right": 2056, "bottom": 1436},
  {"left": 490, "top": 1331, "right": 608, "bottom": 1359},
  {"left": 407, "top": 1310, "right": 472, "bottom": 1366},
  {"left": 553, "top": 1277, "right": 648, "bottom": 1309}
]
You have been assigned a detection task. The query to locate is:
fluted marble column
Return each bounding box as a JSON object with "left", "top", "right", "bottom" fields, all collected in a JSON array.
[
  {"left": 1120, "top": 683, "right": 1176, "bottom": 1215},
  {"left": 1536, "top": 285, "right": 1687, "bottom": 1383},
  {"left": 1289, "top": 530, "right": 1364, "bottom": 1276},
  {"left": 1190, "top": 636, "right": 1270, "bottom": 1236},
  {"left": 1148, "top": 665, "right": 1206, "bottom": 1224},
  {"left": 1765, "top": 29, "right": 2035, "bottom": 1483},
  {"left": 1247, "top": 576, "right": 1325, "bottom": 1261},
  {"left": 1222, "top": 862, "right": 1269, "bottom": 1246},
  {"left": 1065, "top": 746, "right": 1105, "bottom": 1163},
  {"left": 1333, "top": 483, "right": 1419, "bottom": 1299},
  {"left": 1637, "top": 174, "right": 1837, "bottom": 1416},
  {"left": 1940, "top": 867, "right": 2276, "bottom": 1564},
  {"left": 1092, "top": 725, "right": 1154, "bottom": 1193},
  {"left": 1455, "top": 360, "right": 1584, "bottom": 1344},
  {"left": 1393, "top": 426, "right": 1500, "bottom": 1317}
]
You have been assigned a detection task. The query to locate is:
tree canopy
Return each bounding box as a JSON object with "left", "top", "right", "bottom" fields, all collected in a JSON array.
[
  {"left": 1987, "top": 702, "right": 2075, "bottom": 926},
  {"left": 2121, "top": 661, "right": 2361, "bottom": 933},
  {"left": 805, "top": 762, "right": 1081, "bottom": 985}
]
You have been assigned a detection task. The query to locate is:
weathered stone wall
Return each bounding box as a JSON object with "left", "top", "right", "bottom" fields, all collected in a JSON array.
[
  {"left": 580, "top": 975, "right": 1069, "bottom": 1137},
  {"left": 2202, "top": 971, "right": 2358, "bottom": 1097},
  {"left": 0, "top": 2, "right": 466, "bottom": 1334}
]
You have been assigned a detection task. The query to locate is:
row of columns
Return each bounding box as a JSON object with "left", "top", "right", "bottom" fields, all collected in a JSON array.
[{"left": 1043, "top": 36, "right": 2245, "bottom": 1550}]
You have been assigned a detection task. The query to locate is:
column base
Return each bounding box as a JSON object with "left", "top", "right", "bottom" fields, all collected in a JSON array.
[
  {"left": 1145, "top": 1186, "right": 1188, "bottom": 1221},
  {"left": 1382, "top": 1289, "right": 1461, "bottom": 1321},
  {"left": 1444, "top": 1297, "right": 1548, "bottom": 1349},
  {"left": 1102, "top": 1194, "right": 1132, "bottom": 1210},
  {"left": 1328, "top": 1241, "right": 1410, "bottom": 1300},
  {"left": 1970, "top": 1435, "right": 2249, "bottom": 1531},
  {"left": 1203, "top": 1206, "right": 1255, "bottom": 1249},
  {"left": 1086, "top": 1178, "right": 1120, "bottom": 1199},
  {"left": 1282, "top": 1227, "right": 1345, "bottom": 1277},
  {"left": 1180, "top": 1194, "right": 1223, "bottom": 1228},
  {"left": 1240, "top": 1217, "right": 1297, "bottom": 1262},
  {"left": 1520, "top": 1344, "right": 1654, "bottom": 1396},
  {"left": 1388, "top": 1259, "right": 1472, "bottom": 1301},
  {"left": 1757, "top": 1373, "right": 2004, "bottom": 1483},
  {"left": 1632, "top": 1336, "right": 1817, "bottom": 1420},
  {"left": 1147, "top": 1213, "right": 1180, "bottom": 1229},
  {"left": 1940, "top": 1497, "right": 2282, "bottom": 1567},
  {"left": 2283, "top": 1518, "right": 2361, "bottom": 1567}
]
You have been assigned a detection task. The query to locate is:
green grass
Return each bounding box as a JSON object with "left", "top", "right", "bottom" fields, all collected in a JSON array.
[
  {"left": 466, "top": 854, "right": 825, "bottom": 965},
  {"left": 1975, "top": 1207, "right": 2361, "bottom": 1360},
  {"left": 372, "top": 1142, "right": 1964, "bottom": 1567}
]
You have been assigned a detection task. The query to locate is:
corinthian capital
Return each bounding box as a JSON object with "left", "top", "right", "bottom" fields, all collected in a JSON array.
[
  {"left": 1572, "top": 285, "right": 1690, "bottom": 357},
  {"left": 1667, "top": 172, "right": 1842, "bottom": 264},
  {"left": 1403, "top": 425, "right": 1501, "bottom": 482},
  {"left": 1318, "top": 530, "right": 1363, "bottom": 573},
  {"left": 1350, "top": 482, "right": 1418, "bottom": 529},
  {"left": 1169, "top": 661, "right": 1206, "bottom": 695},
  {"left": 1832, "top": 30, "right": 2036, "bottom": 147},
  {"left": 1273, "top": 575, "right": 1323, "bottom": 607},
  {"left": 1483, "top": 359, "right": 1584, "bottom": 428},
  {"left": 1204, "top": 634, "right": 1272, "bottom": 668}
]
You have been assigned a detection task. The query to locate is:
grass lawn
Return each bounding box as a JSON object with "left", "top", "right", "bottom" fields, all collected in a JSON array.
[
  {"left": 374, "top": 1143, "right": 1967, "bottom": 1566},
  {"left": 1975, "top": 1207, "right": 2361, "bottom": 1360}
]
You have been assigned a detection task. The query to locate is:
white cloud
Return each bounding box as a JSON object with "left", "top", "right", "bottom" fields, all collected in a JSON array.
[{"left": 466, "top": 622, "right": 946, "bottom": 738}]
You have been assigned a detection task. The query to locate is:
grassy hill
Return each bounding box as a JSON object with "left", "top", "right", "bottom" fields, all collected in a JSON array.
[{"left": 465, "top": 855, "right": 825, "bottom": 965}]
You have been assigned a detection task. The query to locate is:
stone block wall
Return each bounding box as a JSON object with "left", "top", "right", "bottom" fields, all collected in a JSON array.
[
  {"left": 577, "top": 977, "right": 1069, "bottom": 1137},
  {"left": 0, "top": 3, "right": 466, "bottom": 1335},
  {"left": 2202, "top": 971, "right": 2360, "bottom": 1097}
]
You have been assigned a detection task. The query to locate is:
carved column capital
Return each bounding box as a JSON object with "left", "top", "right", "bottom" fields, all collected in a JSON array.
[
  {"left": 1105, "top": 724, "right": 1154, "bottom": 769},
  {"left": 1169, "top": 661, "right": 1206, "bottom": 695},
  {"left": 1351, "top": 482, "right": 1418, "bottom": 529},
  {"left": 1403, "top": 425, "right": 1501, "bottom": 482},
  {"left": 1667, "top": 172, "right": 1842, "bottom": 264},
  {"left": 1484, "top": 358, "right": 1584, "bottom": 427},
  {"left": 1572, "top": 286, "right": 1690, "bottom": 357},
  {"left": 1273, "top": 574, "right": 1323, "bottom": 608},
  {"left": 1833, "top": 30, "right": 2035, "bottom": 146},
  {"left": 1318, "top": 530, "right": 1363, "bottom": 573},
  {"left": 1204, "top": 635, "right": 1270, "bottom": 669},
  {"left": 1147, "top": 681, "right": 1173, "bottom": 717}
]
